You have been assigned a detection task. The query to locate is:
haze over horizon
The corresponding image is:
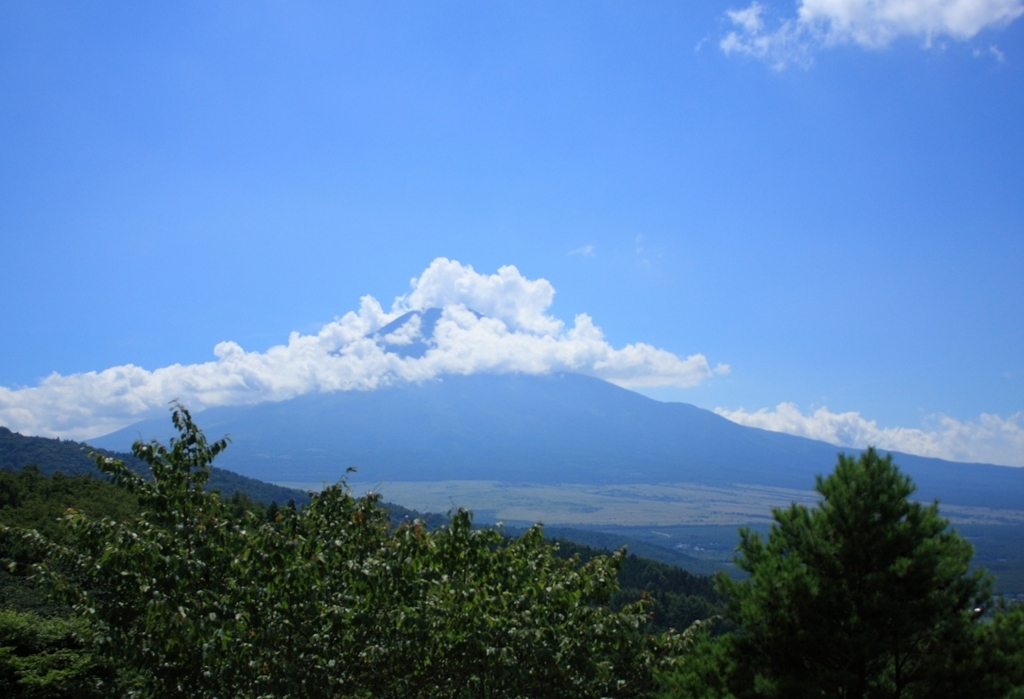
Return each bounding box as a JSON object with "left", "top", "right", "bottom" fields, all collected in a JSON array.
[{"left": 2, "top": 2, "right": 1022, "bottom": 467}]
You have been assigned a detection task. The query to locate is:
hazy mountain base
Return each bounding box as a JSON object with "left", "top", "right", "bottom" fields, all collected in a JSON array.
[
  {"left": 335, "top": 479, "right": 1024, "bottom": 527},
  {"left": 90, "top": 373, "right": 1024, "bottom": 512}
]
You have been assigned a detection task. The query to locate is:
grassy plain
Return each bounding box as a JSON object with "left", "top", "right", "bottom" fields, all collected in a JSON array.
[
  {"left": 275, "top": 479, "right": 1024, "bottom": 594},
  {"left": 281, "top": 480, "right": 824, "bottom": 527},
  {"left": 308, "top": 480, "right": 1024, "bottom": 528}
]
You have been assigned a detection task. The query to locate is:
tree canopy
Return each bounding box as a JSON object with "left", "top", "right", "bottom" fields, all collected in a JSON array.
[
  {"left": 14, "top": 405, "right": 680, "bottom": 698},
  {"left": 659, "top": 447, "right": 1024, "bottom": 699},
  {"left": 5, "top": 410, "right": 1023, "bottom": 698}
]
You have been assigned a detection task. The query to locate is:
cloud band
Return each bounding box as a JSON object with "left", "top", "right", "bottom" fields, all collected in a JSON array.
[
  {"left": 0, "top": 258, "right": 721, "bottom": 440},
  {"left": 716, "top": 402, "right": 1024, "bottom": 467},
  {"left": 720, "top": 0, "right": 1024, "bottom": 68}
]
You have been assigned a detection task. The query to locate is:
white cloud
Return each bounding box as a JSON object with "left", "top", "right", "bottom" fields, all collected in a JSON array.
[
  {"left": 397, "top": 258, "right": 563, "bottom": 335},
  {"left": 721, "top": 0, "right": 1024, "bottom": 68},
  {"left": 0, "top": 258, "right": 721, "bottom": 440},
  {"left": 721, "top": 4, "right": 813, "bottom": 68},
  {"left": 716, "top": 402, "right": 1024, "bottom": 466},
  {"left": 569, "top": 244, "right": 596, "bottom": 257}
]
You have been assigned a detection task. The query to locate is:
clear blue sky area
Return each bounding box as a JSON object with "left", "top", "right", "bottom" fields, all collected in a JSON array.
[{"left": 1, "top": 2, "right": 1022, "bottom": 458}]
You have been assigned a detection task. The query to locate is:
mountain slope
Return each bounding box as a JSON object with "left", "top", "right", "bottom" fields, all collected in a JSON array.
[{"left": 88, "top": 373, "right": 1024, "bottom": 511}]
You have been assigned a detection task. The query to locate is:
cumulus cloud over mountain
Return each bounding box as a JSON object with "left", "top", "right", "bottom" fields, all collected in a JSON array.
[
  {"left": 0, "top": 258, "right": 724, "bottom": 440},
  {"left": 721, "top": 0, "right": 1023, "bottom": 68},
  {"left": 716, "top": 403, "right": 1024, "bottom": 467}
]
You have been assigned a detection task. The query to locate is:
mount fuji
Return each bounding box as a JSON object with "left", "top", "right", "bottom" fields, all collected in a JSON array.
[{"left": 89, "top": 372, "right": 1024, "bottom": 513}]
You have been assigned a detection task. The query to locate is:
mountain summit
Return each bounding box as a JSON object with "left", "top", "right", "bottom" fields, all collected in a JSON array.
[{"left": 369, "top": 307, "right": 481, "bottom": 359}]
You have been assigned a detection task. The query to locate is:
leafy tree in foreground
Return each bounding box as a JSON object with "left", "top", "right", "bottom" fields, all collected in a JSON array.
[
  {"left": 24, "top": 404, "right": 679, "bottom": 699},
  {"left": 660, "top": 447, "right": 1024, "bottom": 699}
]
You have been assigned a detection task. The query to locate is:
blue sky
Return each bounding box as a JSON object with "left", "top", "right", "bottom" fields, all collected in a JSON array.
[{"left": 1, "top": 1, "right": 1022, "bottom": 465}]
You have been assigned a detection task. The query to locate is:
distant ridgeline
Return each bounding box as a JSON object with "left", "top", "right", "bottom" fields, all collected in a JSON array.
[{"left": 0, "top": 425, "right": 311, "bottom": 507}]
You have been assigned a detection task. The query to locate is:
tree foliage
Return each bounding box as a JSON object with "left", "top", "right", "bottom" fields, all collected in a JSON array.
[
  {"left": 1, "top": 467, "right": 144, "bottom": 616},
  {"left": 660, "top": 447, "right": 1024, "bottom": 699},
  {"left": 0, "top": 609, "right": 117, "bottom": 698},
  {"left": 21, "top": 404, "right": 678, "bottom": 698},
  {"left": 12, "top": 410, "right": 1022, "bottom": 699}
]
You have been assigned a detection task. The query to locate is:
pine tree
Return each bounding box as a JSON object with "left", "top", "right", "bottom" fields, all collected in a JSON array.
[{"left": 718, "top": 448, "right": 991, "bottom": 698}]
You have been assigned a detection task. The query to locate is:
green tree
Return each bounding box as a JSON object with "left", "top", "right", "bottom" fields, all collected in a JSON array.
[
  {"left": 697, "top": 448, "right": 995, "bottom": 698},
  {"left": 976, "top": 602, "right": 1024, "bottom": 699},
  {"left": 24, "top": 404, "right": 679, "bottom": 698},
  {"left": 0, "top": 608, "right": 117, "bottom": 698}
]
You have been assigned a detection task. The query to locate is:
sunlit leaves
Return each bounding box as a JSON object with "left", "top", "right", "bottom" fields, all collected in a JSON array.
[{"left": 29, "top": 404, "right": 675, "bottom": 698}]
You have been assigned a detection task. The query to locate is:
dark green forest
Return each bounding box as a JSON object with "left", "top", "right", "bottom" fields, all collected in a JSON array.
[{"left": 2, "top": 409, "right": 1023, "bottom": 698}]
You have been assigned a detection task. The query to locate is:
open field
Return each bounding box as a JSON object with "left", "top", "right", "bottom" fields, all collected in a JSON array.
[
  {"left": 282, "top": 480, "right": 822, "bottom": 526},
  {"left": 276, "top": 479, "right": 1024, "bottom": 593},
  {"left": 279, "top": 479, "right": 1024, "bottom": 528}
]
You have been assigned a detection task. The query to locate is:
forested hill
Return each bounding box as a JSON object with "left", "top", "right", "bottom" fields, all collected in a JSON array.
[{"left": 0, "top": 426, "right": 310, "bottom": 507}]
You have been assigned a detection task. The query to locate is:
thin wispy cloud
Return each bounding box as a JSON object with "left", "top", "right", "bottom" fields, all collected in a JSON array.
[
  {"left": 0, "top": 258, "right": 722, "bottom": 440},
  {"left": 569, "top": 245, "right": 596, "bottom": 257},
  {"left": 976, "top": 43, "right": 1008, "bottom": 59},
  {"left": 721, "top": 0, "right": 1024, "bottom": 68},
  {"left": 716, "top": 402, "right": 1024, "bottom": 467}
]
